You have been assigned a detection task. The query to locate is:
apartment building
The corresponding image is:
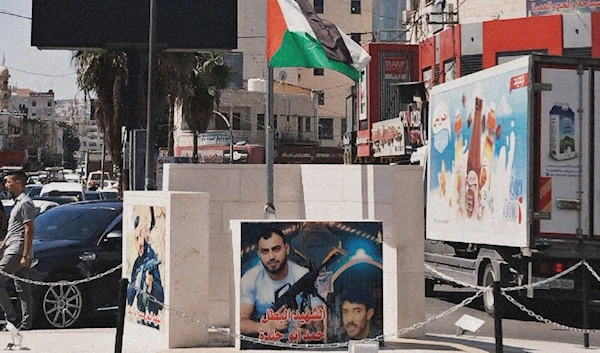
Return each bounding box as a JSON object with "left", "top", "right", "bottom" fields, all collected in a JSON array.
[
  {"left": 1, "top": 87, "right": 63, "bottom": 167},
  {"left": 173, "top": 84, "right": 343, "bottom": 163},
  {"left": 55, "top": 99, "right": 105, "bottom": 160}
]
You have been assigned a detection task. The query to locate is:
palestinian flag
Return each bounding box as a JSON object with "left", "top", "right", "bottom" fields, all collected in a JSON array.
[{"left": 267, "top": 0, "right": 371, "bottom": 82}]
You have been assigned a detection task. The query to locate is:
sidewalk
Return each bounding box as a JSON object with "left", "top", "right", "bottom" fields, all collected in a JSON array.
[{"left": 2, "top": 327, "right": 599, "bottom": 353}]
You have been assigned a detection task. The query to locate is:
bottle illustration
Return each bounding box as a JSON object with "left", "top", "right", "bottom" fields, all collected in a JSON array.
[
  {"left": 549, "top": 104, "right": 576, "bottom": 160},
  {"left": 481, "top": 108, "right": 496, "bottom": 196},
  {"left": 465, "top": 97, "right": 483, "bottom": 219},
  {"left": 454, "top": 113, "right": 464, "bottom": 209}
]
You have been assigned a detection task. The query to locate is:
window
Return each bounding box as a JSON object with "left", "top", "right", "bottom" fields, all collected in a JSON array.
[
  {"left": 318, "top": 118, "right": 334, "bottom": 139},
  {"left": 232, "top": 109, "right": 252, "bottom": 131},
  {"left": 341, "top": 118, "right": 347, "bottom": 134},
  {"left": 47, "top": 101, "right": 53, "bottom": 107},
  {"left": 350, "top": 33, "right": 361, "bottom": 44},
  {"left": 305, "top": 117, "right": 311, "bottom": 132},
  {"left": 273, "top": 115, "right": 278, "bottom": 130},
  {"left": 314, "top": 0, "right": 324, "bottom": 13},
  {"left": 257, "top": 114, "right": 265, "bottom": 130},
  {"left": 31, "top": 100, "right": 37, "bottom": 107},
  {"left": 317, "top": 91, "right": 325, "bottom": 105},
  {"left": 351, "top": 0, "right": 361, "bottom": 14},
  {"left": 314, "top": 68, "right": 324, "bottom": 76}
]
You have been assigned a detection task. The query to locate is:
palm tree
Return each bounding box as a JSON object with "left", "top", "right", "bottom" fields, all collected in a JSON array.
[
  {"left": 72, "top": 51, "right": 127, "bottom": 172},
  {"left": 73, "top": 50, "right": 229, "bottom": 189}
]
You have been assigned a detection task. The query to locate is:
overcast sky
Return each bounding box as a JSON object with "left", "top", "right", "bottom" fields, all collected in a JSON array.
[{"left": 1, "top": 1, "right": 80, "bottom": 100}]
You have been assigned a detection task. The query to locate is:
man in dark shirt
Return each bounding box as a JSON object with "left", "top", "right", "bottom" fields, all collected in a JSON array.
[{"left": 340, "top": 287, "right": 383, "bottom": 344}]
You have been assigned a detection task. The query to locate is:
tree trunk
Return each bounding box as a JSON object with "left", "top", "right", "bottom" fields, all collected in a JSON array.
[
  {"left": 168, "top": 95, "right": 175, "bottom": 156},
  {"left": 192, "top": 130, "right": 198, "bottom": 163}
]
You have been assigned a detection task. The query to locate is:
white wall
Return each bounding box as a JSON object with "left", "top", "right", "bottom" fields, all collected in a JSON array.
[{"left": 163, "top": 164, "right": 425, "bottom": 341}]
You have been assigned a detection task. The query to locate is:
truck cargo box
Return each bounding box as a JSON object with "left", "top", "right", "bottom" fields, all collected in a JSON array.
[{"left": 426, "top": 55, "right": 600, "bottom": 249}]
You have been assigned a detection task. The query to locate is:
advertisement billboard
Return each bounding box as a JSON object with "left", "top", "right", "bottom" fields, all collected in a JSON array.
[
  {"left": 384, "top": 57, "right": 408, "bottom": 80},
  {"left": 426, "top": 58, "right": 530, "bottom": 247},
  {"left": 124, "top": 205, "right": 167, "bottom": 330},
  {"left": 236, "top": 221, "right": 383, "bottom": 348},
  {"left": 371, "top": 117, "right": 405, "bottom": 157},
  {"left": 527, "top": 0, "right": 600, "bottom": 16}
]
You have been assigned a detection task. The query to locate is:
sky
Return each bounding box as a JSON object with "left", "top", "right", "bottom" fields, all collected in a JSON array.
[{"left": 1, "top": 1, "right": 80, "bottom": 100}]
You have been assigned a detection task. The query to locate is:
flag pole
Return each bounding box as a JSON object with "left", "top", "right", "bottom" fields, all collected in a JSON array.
[{"left": 265, "top": 66, "right": 276, "bottom": 219}]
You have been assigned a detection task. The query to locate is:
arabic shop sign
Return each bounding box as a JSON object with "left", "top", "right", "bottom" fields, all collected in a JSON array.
[
  {"left": 198, "top": 131, "right": 232, "bottom": 146},
  {"left": 528, "top": 0, "right": 600, "bottom": 16}
]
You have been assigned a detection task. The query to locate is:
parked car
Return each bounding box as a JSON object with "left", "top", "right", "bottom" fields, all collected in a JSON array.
[
  {"left": 99, "top": 189, "right": 119, "bottom": 200},
  {"left": 25, "top": 184, "right": 43, "bottom": 198},
  {"left": 29, "top": 200, "right": 123, "bottom": 328},
  {"left": 84, "top": 191, "right": 103, "bottom": 201},
  {"left": 1, "top": 199, "right": 59, "bottom": 216},
  {"left": 39, "top": 182, "right": 86, "bottom": 201}
]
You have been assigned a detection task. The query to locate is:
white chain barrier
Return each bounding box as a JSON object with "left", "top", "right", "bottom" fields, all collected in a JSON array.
[
  {"left": 0, "top": 264, "right": 122, "bottom": 287},
  {"left": 137, "top": 286, "right": 486, "bottom": 349},
  {"left": 501, "top": 291, "right": 600, "bottom": 334},
  {"left": 427, "top": 259, "right": 600, "bottom": 334},
  {"left": 2, "top": 257, "right": 599, "bottom": 343}
]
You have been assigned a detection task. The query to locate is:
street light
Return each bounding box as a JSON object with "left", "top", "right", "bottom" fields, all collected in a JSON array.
[{"left": 213, "top": 110, "right": 234, "bottom": 164}]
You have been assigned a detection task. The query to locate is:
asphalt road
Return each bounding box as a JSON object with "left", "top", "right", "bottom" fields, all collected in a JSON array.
[{"left": 425, "top": 284, "right": 600, "bottom": 348}]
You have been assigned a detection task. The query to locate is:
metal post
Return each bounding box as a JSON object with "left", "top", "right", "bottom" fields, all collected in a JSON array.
[
  {"left": 493, "top": 281, "right": 503, "bottom": 353},
  {"left": 265, "top": 67, "right": 275, "bottom": 219},
  {"left": 114, "top": 278, "right": 129, "bottom": 353},
  {"left": 583, "top": 267, "right": 589, "bottom": 347},
  {"left": 145, "top": 0, "right": 157, "bottom": 190},
  {"left": 126, "top": 48, "right": 143, "bottom": 192},
  {"left": 101, "top": 143, "right": 106, "bottom": 190},
  {"left": 230, "top": 119, "right": 234, "bottom": 164}
]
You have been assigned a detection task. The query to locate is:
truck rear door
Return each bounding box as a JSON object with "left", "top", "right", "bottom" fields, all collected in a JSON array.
[{"left": 534, "top": 58, "right": 600, "bottom": 239}]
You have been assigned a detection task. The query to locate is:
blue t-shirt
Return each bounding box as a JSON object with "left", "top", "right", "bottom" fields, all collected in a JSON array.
[{"left": 240, "top": 260, "right": 308, "bottom": 321}]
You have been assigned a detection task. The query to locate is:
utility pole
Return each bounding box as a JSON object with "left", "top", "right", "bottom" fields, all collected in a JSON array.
[{"left": 145, "top": 0, "right": 157, "bottom": 190}]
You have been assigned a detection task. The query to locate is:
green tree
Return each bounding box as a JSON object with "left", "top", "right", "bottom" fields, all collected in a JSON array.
[
  {"left": 59, "top": 122, "right": 81, "bottom": 170},
  {"left": 72, "top": 51, "right": 229, "bottom": 188}
]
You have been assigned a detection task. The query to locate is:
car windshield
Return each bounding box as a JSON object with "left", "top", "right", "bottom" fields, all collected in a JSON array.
[
  {"left": 35, "top": 207, "right": 118, "bottom": 241},
  {"left": 85, "top": 192, "right": 102, "bottom": 200},
  {"left": 26, "top": 186, "right": 42, "bottom": 198}
]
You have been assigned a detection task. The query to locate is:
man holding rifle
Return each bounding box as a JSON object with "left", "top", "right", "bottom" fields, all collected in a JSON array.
[{"left": 240, "top": 227, "right": 310, "bottom": 337}]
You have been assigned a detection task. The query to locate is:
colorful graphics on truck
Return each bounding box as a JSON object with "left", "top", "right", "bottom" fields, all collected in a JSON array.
[{"left": 427, "top": 58, "right": 530, "bottom": 247}]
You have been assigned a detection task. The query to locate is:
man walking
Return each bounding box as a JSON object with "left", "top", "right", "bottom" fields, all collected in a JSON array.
[{"left": 0, "top": 171, "right": 35, "bottom": 330}]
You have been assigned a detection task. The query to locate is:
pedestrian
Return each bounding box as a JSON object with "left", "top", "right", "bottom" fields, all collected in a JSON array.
[{"left": 0, "top": 171, "right": 35, "bottom": 330}]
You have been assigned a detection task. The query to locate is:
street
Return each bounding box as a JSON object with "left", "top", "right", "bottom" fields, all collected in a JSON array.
[{"left": 424, "top": 284, "right": 600, "bottom": 349}]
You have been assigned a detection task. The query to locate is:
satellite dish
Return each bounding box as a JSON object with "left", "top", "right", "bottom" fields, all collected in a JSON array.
[{"left": 278, "top": 70, "right": 288, "bottom": 82}]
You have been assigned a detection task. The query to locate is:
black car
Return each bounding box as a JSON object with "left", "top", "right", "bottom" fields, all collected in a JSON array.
[{"left": 29, "top": 200, "right": 123, "bottom": 328}]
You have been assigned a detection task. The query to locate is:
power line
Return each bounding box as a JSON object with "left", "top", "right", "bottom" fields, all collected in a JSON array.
[
  {"left": 0, "top": 10, "right": 31, "bottom": 20},
  {"left": 5, "top": 66, "right": 76, "bottom": 78}
]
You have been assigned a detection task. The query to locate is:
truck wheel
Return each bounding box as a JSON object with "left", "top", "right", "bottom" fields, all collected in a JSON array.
[{"left": 482, "top": 263, "right": 496, "bottom": 316}]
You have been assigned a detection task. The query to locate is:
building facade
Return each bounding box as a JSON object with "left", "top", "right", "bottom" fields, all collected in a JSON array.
[
  {"left": 54, "top": 99, "right": 105, "bottom": 162},
  {"left": 1, "top": 87, "right": 63, "bottom": 168},
  {"left": 237, "top": 0, "right": 407, "bottom": 150}
]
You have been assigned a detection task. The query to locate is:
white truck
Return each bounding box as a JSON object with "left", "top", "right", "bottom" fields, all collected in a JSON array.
[{"left": 425, "top": 54, "right": 600, "bottom": 314}]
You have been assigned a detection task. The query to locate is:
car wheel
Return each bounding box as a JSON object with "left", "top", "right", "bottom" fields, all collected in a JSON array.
[
  {"left": 41, "top": 281, "right": 83, "bottom": 328},
  {"left": 482, "top": 263, "right": 498, "bottom": 316}
]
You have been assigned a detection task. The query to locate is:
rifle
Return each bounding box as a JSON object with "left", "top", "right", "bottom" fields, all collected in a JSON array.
[{"left": 270, "top": 249, "right": 343, "bottom": 312}]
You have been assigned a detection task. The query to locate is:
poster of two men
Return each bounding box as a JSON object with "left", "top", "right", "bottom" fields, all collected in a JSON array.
[{"left": 237, "top": 221, "right": 383, "bottom": 348}]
